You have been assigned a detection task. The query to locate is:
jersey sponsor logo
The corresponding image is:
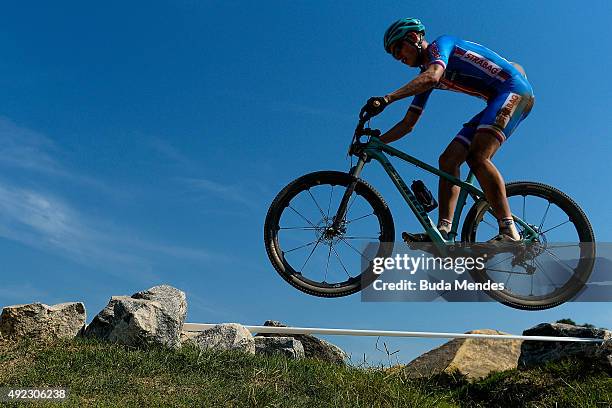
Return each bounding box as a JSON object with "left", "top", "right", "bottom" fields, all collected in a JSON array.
[
  {"left": 429, "top": 42, "right": 441, "bottom": 59},
  {"left": 495, "top": 93, "right": 522, "bottom": 128},
  {"left": 453, "top": 47, "right": 466, "bottom": 57},
  {"left": 497, "top": 70, "right": 511, "bottom": 81},
  {"left": 456, "top": 49, "right": 506, "bottom": 80}
]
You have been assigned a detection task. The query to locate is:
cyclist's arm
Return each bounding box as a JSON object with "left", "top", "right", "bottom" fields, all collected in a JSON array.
[
  {"left": 384, "top": 64, "right": 444, "bottom": 103},
  {"left": 380, "top": 110, "right": 420, "bottom": 144}
]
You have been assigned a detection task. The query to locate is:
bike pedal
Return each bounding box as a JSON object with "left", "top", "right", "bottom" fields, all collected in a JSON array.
[{"left": 401, "top": 232, "right": 431, "bottom": 243}]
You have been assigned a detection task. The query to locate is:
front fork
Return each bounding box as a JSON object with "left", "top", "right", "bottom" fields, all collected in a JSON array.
[{"left": 331, "top": 155, "right": 366, "bottom": 231}]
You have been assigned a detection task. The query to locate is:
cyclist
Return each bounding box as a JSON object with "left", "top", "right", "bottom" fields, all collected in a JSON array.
[{"left": 363, "top": 18, "right": 534, "bottom": 243}]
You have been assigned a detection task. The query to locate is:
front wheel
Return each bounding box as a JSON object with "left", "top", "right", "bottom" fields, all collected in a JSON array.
[
  {"left": 461, "top": 181, "right": 595, "bottom": 310},
  {"left": 264, "top": 171, "right": 395, "bottom": 297}
]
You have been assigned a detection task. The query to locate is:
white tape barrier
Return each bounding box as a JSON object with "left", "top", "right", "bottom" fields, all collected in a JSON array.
[{"left": 183, "top": 323, "right": 604, "bottom": 343}]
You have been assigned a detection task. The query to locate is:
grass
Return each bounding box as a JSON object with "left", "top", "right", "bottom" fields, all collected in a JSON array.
[{"left": 0, "top": 338, "right": 611, "bottom": 407}]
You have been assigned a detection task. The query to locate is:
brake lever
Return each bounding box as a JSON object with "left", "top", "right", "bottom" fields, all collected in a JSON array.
[
  {"left": 364, "top": 128, "right": 381, "bottom": 138},
  {"left": 359, "top": 99, "right": 382, "bottom": 121}
]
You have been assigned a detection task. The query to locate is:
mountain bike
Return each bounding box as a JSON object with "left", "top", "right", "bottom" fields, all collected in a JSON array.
[{"left": 264, "top": 106, "right": 595, "bottom": 310}]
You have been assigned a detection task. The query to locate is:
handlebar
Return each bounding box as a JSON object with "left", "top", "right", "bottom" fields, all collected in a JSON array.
[
  {"left": 358, "top": 128, "right": 381, "bottom": 138},
  {"left": 349, "top": 102, "right": 383, "bottom": 157},
  {"left": 348, "top": 123, "right": 381, "bottom": 156},
  {"left": 358, "top": 99, "right": 381, "bottom": 122}
]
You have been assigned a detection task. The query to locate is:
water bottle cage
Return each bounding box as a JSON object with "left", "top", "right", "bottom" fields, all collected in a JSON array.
[{"left": 411, "top": 180, "right": 438, "bottom": 213}]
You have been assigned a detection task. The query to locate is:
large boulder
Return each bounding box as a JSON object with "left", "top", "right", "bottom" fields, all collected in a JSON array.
[
  {"left": 519, "top": 323, "right": 612, "bottom": 369},
  {"left": 403, "top": 329, "right": 522, "bottom": 380},
  {"left": 132, "top": 285, "right": 187, "bottom": 327},
  {"left": 187, "top": 323, "right": 255, "bottom": 354},
  {"left": 255, "top": 336, "right": 305, "bottom": 359},
  {"left": 0, "top": 302, "right": 86, "bottom": 341},
  {"left": 84, "top": 285, "right": 186, "bottom": 349},
  {"left": 256, "top": 320, "right": 347, "bottom": 365}
]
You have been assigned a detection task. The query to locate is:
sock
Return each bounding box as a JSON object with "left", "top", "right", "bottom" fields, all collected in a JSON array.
[{"left": 498, "top": 217, "right": 520, "bottom": 239}]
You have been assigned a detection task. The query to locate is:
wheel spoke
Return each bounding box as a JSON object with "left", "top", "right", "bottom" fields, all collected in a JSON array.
[
  {"left": 543, "top": 246, "right": 581, "bottom": 265},
  {"left": 289, "top": 205, "right": 317, "bottom": 228},
  {"left": 308, "top": 189, "right": 327, "bottom": 219},
  {"left": 343, "top": 236, "right": 381, "bottom": 240},
  {"left": 346, "top": 212, "right": 375, "bottom": 224},
  {"left": 345, "top": 193, "right": 358, "bottom": 218},
  {"left": 546, "top": 243, "right": 583, "bottom": 250},
  {"left": 326, "top": 185, "right": 334, "bottom": 219},
  {"left": 330, "top": 244, "right": 352, "bottom": 278},
  {"left": 340, "top": 237, "right": 373, "bottom": 263},
  {"left": 538, "top": 201, "right": 551, "bottom": 232},
  {"left": 482, "top": 219, "right": 497, "bottom": 230},
  {"left": 540, "top": 219, "right": 571, "bottom": 235},
  {"left": 486, "top": 267, "right": 531, "bottom": 276},
  {"left": 543, "top": 248, "right": 577, "bottom": 276},
  {"left": 285, "top": 239, "right": 319, "bottom": 254},
  {"left": 534, "top": 256, "right": 558, "bottom": 289},
  {"left": 486, "top": 254, "right": 516, "bottom": 269},
  {"left": 505, "top": 271, "right": 512, "bottom": 287},
  {"left": 279, "top": 226, "right": 319, "bottom": 231},
  {"left": 324, "top": 243, "right": 333, "bottom": 282},
  {"left": 300, "top": 236, "right": 324, "bottom": 272},
  {"left": 481, "top": 211, "right": 498, "bottom": 231}
]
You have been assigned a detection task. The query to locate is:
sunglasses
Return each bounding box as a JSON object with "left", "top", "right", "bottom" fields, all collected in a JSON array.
[{"left": 392, "top": 42, "right": 404, "bottom": 60}]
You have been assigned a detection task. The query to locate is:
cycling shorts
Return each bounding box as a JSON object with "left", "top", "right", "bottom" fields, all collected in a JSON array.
[{"left": 453, "top": 74, "right": 534, "bottom": 147}]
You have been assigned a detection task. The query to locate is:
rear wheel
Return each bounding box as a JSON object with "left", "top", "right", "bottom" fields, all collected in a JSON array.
[
  {"left": 461, "top": 181, "right": 595, "bottom": 310},
  {"left": 264, "top": 171, "right": 395, "bottom": 297}
]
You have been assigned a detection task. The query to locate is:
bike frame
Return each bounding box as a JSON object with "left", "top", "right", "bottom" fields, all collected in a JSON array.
[{"left": 337, "top": 137, "right": 539, "bottom": 251}]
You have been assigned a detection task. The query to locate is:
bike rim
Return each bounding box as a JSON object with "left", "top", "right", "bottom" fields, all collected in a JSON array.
[
  {"left": 271, "top": 179, "right": 390, "bottom": 289},
  {"left": 469, "top": 187, "right": 594, "bottom": 303}
]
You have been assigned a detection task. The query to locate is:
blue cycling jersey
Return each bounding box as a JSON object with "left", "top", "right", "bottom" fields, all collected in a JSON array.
[
  {"left": 408, "top": 35, "right": 535, "bottom": 145},
  {"left": 409, "top": 35, "right": 532, "bottom": 112}
]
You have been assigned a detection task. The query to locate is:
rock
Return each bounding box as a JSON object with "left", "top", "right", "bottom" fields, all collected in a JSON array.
[
  {"left": 255, "top": 337, "right": 305, "bottom": 359},
  {"left": 131, "top": 285, "right": 187, "bottom": 327},
  {"left": 180, "top": 330, "right": 199, "bottom": 344},
  {"left": 519, "top": 323, "right": 612, "bottom": 368},
  {"left": 596, "top": 339, "right": 612, "bottom": 373},
  {"left": 188, "top": 323, "right": 255, "bottom": 354},
  {"left": 84, "top": 285, "right": 187, "bottom": 349},
  {"left": 256, "top": 320, "right": 347, "bottom": 365},
  {"left": 403, "top": 329, "right": 522, "bottom": 380},
  {"left": 85, "top": 297, "right": 182, "bottom": 348},
  {"left": 0, "top": 302, "right": 86, "bottom": 341}
]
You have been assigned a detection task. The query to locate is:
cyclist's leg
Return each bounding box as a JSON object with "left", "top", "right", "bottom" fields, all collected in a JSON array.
[
  {"left": 403, "top": 135, "right": 470, "bottom": 242},
  {"left": 466, "top": 87, "right": 535, "bottom": 240},
  {"left": 437, "top": 113, "right": 484, "bottom": 232},
  {"left": 438, "top": 140, "right": 468, "bottom": 231},
  {"left": 466, "top": 132, "right": 511, "bottom": 235}
]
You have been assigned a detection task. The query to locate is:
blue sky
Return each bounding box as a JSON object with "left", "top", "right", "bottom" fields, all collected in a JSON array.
[{"left": 1, "top": 1, "right": 611, "bottom": 363}]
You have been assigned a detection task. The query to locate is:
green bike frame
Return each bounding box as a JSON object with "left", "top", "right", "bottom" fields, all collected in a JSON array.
[{"left": 337, "top": 137, "right": 539, "bottom": 251}]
